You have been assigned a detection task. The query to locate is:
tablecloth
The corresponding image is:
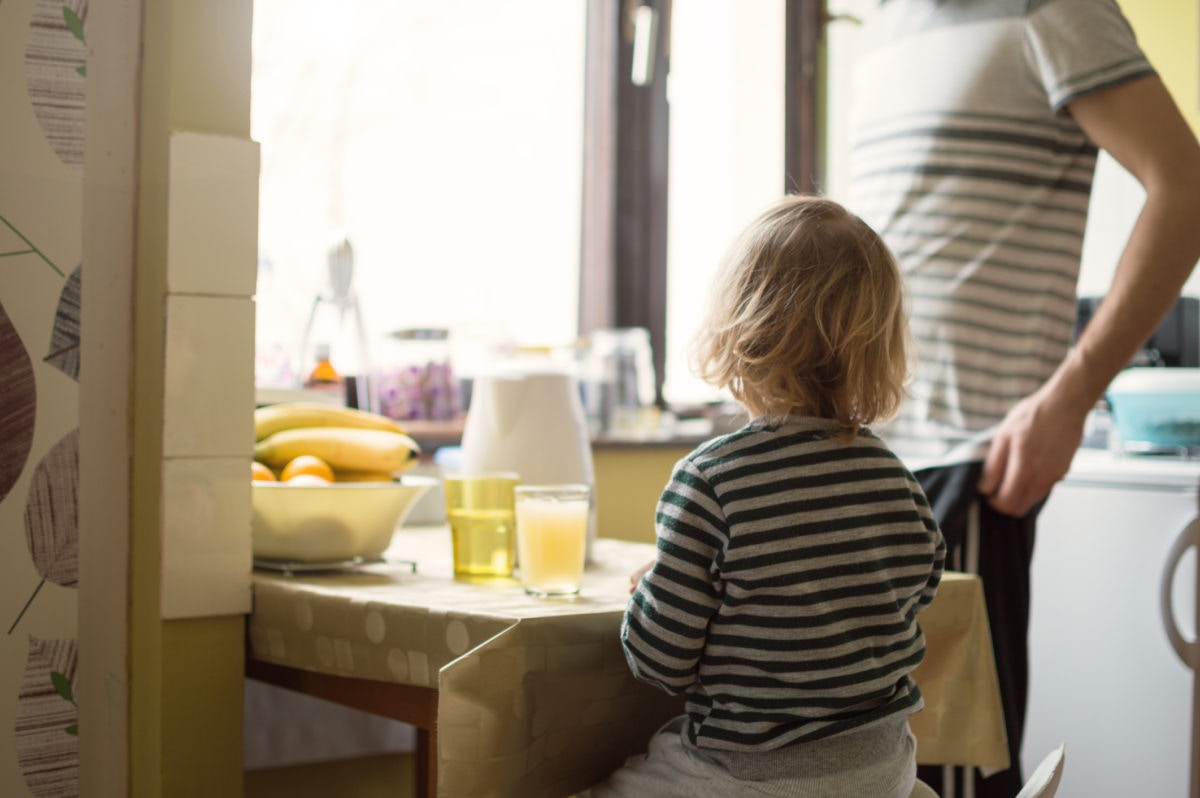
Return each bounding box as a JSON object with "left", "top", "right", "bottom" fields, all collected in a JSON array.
[{"left": 247, "top": 525, "right": 1008, "bottom": 797}]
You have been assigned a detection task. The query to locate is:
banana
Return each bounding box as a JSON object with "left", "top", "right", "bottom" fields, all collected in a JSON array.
[
  {"left": 255, "top": 427, "right": 421, "bottom": 473},
  {"left": 335, "top": 469, "right": 399, "bottom": 483},
  {"left": 254, "top": 402, "right": 405, "bottom": 441}
]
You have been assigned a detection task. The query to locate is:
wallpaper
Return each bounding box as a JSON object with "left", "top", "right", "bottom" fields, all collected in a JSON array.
[{"left": 1, "top": 0, "right": 86, "bottom": 795}]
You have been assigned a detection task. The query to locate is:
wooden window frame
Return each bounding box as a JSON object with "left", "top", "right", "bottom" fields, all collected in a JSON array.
[{"left": 580, "top": 0, "right": 824, "bottom": 407}]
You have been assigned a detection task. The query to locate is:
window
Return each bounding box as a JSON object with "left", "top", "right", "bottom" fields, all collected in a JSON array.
[
  {"left": 663, "top": 0, "right": 787, "bottom": 405},
  {"left": 252, "top": 0, "right": 587, "bottom": 388},
  {"left": 822, "top": 0, "right": 873, "bottom": 203},
  {"left": 252, "top": 0, "right": 824, "bottom": 415}
]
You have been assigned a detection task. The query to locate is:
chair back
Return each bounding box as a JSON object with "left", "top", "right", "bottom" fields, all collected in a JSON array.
[{"left": 1016, "top": 744, "right": 1065, "bottom": 798}]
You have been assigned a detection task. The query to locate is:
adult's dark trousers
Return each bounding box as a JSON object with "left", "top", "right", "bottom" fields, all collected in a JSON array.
[{"left": 913, "top": 461, "right": 1042, "bottom": 798}]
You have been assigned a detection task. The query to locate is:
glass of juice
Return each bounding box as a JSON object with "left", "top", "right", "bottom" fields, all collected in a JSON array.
[
  {"left": 443, "top": 472, "right": 521, "bottom": 578},
  {"left": 514, "top": 484, "right": 591, "bottom": 598}
]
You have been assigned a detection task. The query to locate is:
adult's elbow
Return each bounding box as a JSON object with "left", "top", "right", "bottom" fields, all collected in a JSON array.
[
  {"left": 1145, "top": 141, "right": 1200, "bottom": 211},
  {"left": 1140, "top": 146, "right": 1200, "bottom": 271}
]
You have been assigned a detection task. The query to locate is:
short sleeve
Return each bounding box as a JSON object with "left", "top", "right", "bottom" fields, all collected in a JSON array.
[{"left": 1024, "top": 0, "right": 1155, "bottom": 111}]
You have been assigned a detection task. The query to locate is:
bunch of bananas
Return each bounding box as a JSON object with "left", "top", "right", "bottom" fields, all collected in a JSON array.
[{"left": 253, "top": 402, "right": 421, "bottom": 483}]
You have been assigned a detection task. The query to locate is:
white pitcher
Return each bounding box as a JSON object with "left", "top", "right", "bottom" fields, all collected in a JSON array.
[{"left": 458, "top": 366, "right": 597, "bottom": 557}]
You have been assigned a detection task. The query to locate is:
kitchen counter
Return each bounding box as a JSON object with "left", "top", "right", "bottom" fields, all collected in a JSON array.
[
  {"left": 402, "top": 417, "right": 716, "bottom": 456},
  {"left": 1064, "top": 446, "right": 1200, "bottom": 489}
]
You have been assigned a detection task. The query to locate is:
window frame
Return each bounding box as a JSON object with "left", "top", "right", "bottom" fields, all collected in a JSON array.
[{"left": 580, "top": 0, "right": 824, "bottom": 408}]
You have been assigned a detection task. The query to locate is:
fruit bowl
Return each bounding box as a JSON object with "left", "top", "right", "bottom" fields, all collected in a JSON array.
[{"left": 251, "top": 476, "right": 437, "bottom": 563}]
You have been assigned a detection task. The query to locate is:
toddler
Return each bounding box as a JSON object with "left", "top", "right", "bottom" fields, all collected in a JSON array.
[{"left": 581, "top": 195, "right": 945, "bottom": 798}]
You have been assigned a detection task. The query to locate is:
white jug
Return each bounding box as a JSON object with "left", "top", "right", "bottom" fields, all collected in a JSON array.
[{"left": 458, "top": 367, "right": 597, "bottom": 557}]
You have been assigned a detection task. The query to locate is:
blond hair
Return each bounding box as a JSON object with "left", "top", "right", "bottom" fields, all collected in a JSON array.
[{"left": 691, "top": 195, "right": 911, "bottom": 440}]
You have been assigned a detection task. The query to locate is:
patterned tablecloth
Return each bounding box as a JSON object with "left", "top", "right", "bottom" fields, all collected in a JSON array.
[{"left": 247, "top": 525, "right": 1008, "bottom": 797}]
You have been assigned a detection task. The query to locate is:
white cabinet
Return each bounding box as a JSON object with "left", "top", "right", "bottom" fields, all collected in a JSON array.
[{"left": 1023, "top": 450, "right": 1199, "bottom": 797}]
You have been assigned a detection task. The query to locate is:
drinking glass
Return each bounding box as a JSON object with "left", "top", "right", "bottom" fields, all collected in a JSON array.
[
  {"left": 443, "top": 472, "right": 520, "bottom": 577},
  {"left": 515, "top": 484, "right": 591, "bottom": 597}
]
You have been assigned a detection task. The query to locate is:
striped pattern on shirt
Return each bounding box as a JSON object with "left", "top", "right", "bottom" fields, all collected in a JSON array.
[
  {"left": 621, "top": 417, "right": 946, "bottom": 751},
  {"left": 846, "top": 0, "right": 1154, "bottom": 464}
]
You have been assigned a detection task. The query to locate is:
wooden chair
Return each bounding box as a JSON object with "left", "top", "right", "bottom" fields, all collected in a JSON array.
[{"left": 908, "top": 744, "right": 1065, "bottom": 798}]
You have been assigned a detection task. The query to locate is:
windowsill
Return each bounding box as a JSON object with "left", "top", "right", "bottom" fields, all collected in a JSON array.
[{"left": 402, "top": 416, "right": 719, "bottom": 457}]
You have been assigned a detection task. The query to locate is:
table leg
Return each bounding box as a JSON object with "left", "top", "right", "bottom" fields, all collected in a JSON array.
[
  {"left": 245, "top": 658, "right": 438, "bottom": 797},
  {"left": 416, "top": 726, "right": 437, "bottom": 797}
]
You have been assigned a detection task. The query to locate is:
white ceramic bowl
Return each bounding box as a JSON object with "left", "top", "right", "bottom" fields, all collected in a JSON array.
[{"left": 252, "top": 476, "right": 436, "bottom": 563}]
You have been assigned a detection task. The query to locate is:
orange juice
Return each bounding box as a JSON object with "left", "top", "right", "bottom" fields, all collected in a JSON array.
[{"left": 515, "top": 485, "right": 590, "bottom": 597}]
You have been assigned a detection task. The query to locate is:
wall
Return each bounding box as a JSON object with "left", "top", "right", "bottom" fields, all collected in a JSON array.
[
  {"left": 77, "top": 1, "right": 260, "bottom": 795},
  {"left": 1081, "top": 0, "right": 1200, "bottom": 299},
  {"left": 0, "top": 0, "right": 85, "bottom": 794},
  {"left": 1122, "top": 0, "right": 1198, "bottom": 132},
  {"left": 0, "top": 0, "right": 266, "bottom": 795},
  {"left": 593, "top": 445, "right": 692, "bottom": 545},
  {"left": 3, "top": 1, "right": 257, "bottom": 795}
]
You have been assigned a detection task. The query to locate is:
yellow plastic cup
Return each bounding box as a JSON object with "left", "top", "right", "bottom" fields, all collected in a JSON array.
[{"left": 443, "top": 472, "right": 520, "bottom": 577}]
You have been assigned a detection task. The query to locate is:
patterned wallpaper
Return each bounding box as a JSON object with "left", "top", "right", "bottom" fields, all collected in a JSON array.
[{"left": 1, "top": 0, "right": 86, "bottom": 794}]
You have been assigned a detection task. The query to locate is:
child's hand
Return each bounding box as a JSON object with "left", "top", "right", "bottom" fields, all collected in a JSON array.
[{"left": 630, "top": 560, "right": 654, "bottom": 593}]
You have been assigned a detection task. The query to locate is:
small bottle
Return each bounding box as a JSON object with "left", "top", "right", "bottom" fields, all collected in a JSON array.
[{"left": 304, "top": 343, "right": 345, "bottom": 404}]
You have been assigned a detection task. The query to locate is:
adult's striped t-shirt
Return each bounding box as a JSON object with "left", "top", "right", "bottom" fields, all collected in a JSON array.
[
  {"left": 621, "top": 416, "right": 945, "bottom": 751},
  {"left": 846, "top": 0, "right": 1155, "bottom": 465}
]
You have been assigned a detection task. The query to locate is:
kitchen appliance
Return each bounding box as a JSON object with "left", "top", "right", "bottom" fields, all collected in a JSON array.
[
  {"left": 1023, "top": 449, "right": 1200, "bottom": 797},
  {"left": 297, "top": 234, "right": 373, "bottom": 410},
  {"left": 458, "top": 365, "right": 597, "bottom": 556}
]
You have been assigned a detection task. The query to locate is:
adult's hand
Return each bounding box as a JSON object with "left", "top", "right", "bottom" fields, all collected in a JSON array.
[{"left": 977, "top": 384, "right": 1088, "bottom": 517}]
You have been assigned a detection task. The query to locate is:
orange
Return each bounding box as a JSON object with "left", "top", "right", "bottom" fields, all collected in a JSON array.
[
  {"left": 283, "top": 473, "right": 333, "bottom": 486},
  {"left": 281, "top": 454, "right": 335, "bottom": 483},
  {"left": 251, "top": 461, "right": 277, "bottom": 482}
]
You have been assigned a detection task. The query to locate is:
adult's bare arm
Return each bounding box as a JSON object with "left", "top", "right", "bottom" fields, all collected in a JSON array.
[{"left": 979, "top": 75, "right": 1200, "bottom": 516}]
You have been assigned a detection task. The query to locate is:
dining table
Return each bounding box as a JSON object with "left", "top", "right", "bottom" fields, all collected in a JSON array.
[{"left": 245, "top": 525, "right": 1009, "bottom": 798}]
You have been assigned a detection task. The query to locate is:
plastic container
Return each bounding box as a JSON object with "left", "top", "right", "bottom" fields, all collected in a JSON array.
[
  {"left": 373, "top": 328, "right": 460, "bottom": 421},
  {"left": 1106, "top": 367, "right": 1200, "bottom": 452}
]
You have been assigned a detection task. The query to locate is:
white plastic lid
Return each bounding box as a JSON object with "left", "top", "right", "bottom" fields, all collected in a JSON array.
[{"left": 1107, "top": 367, "right": 1200, "bottom": 395}]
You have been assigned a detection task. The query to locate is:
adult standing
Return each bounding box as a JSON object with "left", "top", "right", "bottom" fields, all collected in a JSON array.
[{"left": 847, "top": 1, "right": 1200, "bottom": 795}]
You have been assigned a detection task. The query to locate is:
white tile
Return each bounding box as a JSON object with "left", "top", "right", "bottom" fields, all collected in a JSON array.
[
  {"left": 161, "top": 457, "right": 252, "bottom": 619},
  {"left": 167, "top": 131, "right": 260, "bottom": 297},
  {"left": 163, "top": 295, "right": 256, "bottom": 458}
]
